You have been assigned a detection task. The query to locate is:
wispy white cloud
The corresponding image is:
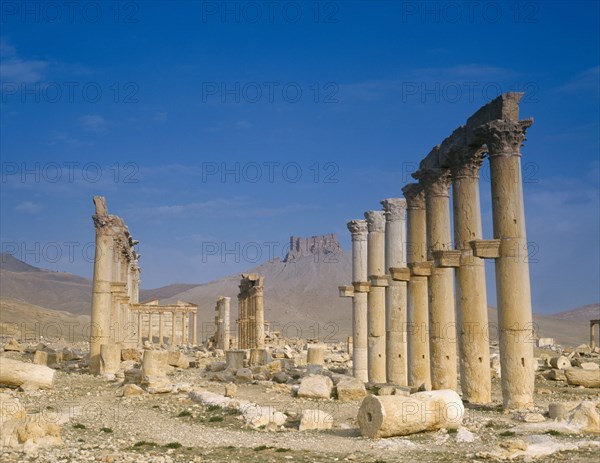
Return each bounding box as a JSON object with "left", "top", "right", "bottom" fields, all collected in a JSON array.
[
  {"left": 79, "top": 114, "right": 108, "bottom": 132},
  {"left": 556, "top": 66, "right": 600, "bottom": 96},
  {"left": 0, "top": 37, "right": 49, "bottom": 84},
  {"left": 15, "top": 201, "right": 41, "bottom": 213}
]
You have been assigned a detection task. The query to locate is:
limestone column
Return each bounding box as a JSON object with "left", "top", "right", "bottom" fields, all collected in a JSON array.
[
  {"left": 254, "top": 282, "right": 265, "bottom": 348},
  {"left": 145, "top": 312, "right": 151, "bottom": 343},
  {"left": 192, "top": 310, "right": 198, "bottom": 346},
  {"left": 402, "top": 184, "right": 431, "bottom": 390},
  {"left": 171, "top": 311, "right": 177, "bottom": 346},
  {"left": 347, "top": 220, "right": 369, "bottom": 382},
  {"left": 590, "top": 322, "right": 597, "bottom": 349},
  {"left": 137, "top": 312, "right": 142, "bottom": 345},
  {"left": 248, "top": 290, "right": 256, "bottom": 348},
  {"left": 381, "top": 198, "right": 408, "bottom": 386},
  {"left": 451, "top": 152, "right": 491, "bottom": 404},
  {"left": 365, "top": 210, "right": 387, "bottom": 383},
  {"left": 478, "top": 118, "right": 535, "bottom": 410},
  {"left": 416, "top": 169, "right": 458, "bottom": 391},
  {"left": 90, "top": 197, "right": 114, "bottom": 374},
  {"left": 223, "top": 297, "right": 231, "bottom": 350},
  {"left": 158, "top": 312, "right": 164, "bottom": 345},
  {"left": 238, "top": 293, "right": 246, "bottom": 349}
]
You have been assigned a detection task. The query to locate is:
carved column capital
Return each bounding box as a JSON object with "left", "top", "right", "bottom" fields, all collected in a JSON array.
[
  {"left": 347, "top": 219, "right": 368, "bottom": 241},
  {"left": 414, "top": 168, "right": 452, "bottom": 197},
  {"left": 380, "top": 198, "right": 407, "bottom": 222},
  {"left": 364, "top": 210, "right": 385, "bottom": 233},
  {"left": 474, "top": 118, "right": 533, "bottom": 157},
  {"left": 402, "top": 183, "right": 425, "bottom": 210},
  {"left": 449, "top": 151, "right": 485, "bottom": 179}
]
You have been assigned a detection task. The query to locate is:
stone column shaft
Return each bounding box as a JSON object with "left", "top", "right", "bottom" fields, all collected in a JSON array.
[
  {"left": 193, "top": 311, "right": 198, "bottom": 346},
  {"left": 254, "top": 287, "right": 265, "bottom": 348},
  {"left": 451, "top": 156, "right": 491, "bottom": 404},
  {"left": 223, "top": 297, "right": 231, "bottom": 350},
  {"left": 382, "top": 198, "right": 408, "bottom": 386},
  {"left": 420, "top": 171, "right": 458, "bottom": 391},
  {"left": 348, "top": 220, "right": 369, "bottom": 382},
  {"left": 403, "top": 183, "right": 431, "bottom": 390},
  {"left": 159, "top": 312, "right": 164, "bottom": 345},
  {"left": 147, "top": 312, "right": 152, "bottom": 343},
  {"left": 90, "top": 232, "right": 113, "bottom": 374},
  {"left": 365, "top": 210, "right": 387, "bottom": 383},
  {"left": 481, "top": 118, "right": 535, "bottom": 410},
  {"left": 171, "top": 311, "right": 176, "bottom": 346}
]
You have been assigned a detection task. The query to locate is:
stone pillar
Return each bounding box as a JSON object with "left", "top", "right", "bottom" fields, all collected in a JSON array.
[
  {"left": 348, "top": 220, "right": 369, "bottom": 382},
  {"left": 590, "top": 321, "right": 597, "bottom": 349},
  {"left": 171, "top": 311, "right": 177, "bottom": 346},
  {"left": 238, "top": 294, "right": 246, "bottom": 349},
  {"left": 145, "top": 312, "right": 150, "bottom": 343},
  {"left": 381, "top": 198, "right": 408, "bottom": 386},
  {"left": 478, "top": 118, "right": 535, "bottom": 410},
  {"left": 417, "top": 169, "right": 458, "bottom": 391},
  {"left": 451, "top": 153, "right": 491, "bottom": 404},
  {"left": 158, "top": 312, "right": 164, "bottom": 345},
  {"left": 402, "top": 184, "right": 431, "bottom": 391},
  {"left": 222, "top": 297, "right": 231, "bottom": 350},
  {"left": 90, "top": 197, "right": 114, "bottom": 374},
  {"left": 254, "top": 282, "right": 265, "bottom": 348},
  {"left": 365, "top": 210, "right": 387, "bottom": 383},
  {"left": 192, "top": 310, "right": 198, "bottom": 346},
  {"left": 137, "top": 312, "right": 142, "bottom": 345}
]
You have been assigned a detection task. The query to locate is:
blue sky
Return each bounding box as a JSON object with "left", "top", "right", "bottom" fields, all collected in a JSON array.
[{"left": 1, "top": 1, "right": 599, "bottom": 313}]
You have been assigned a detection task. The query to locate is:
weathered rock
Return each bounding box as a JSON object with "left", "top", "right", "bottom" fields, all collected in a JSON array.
[
  {"left": 206, "top": 361, "right": 227, "bottom": 372},
  {"left": 336, "top": 377, "right": 366, "bottom": 401},
  {"left": 297, "top": 375, "right": 333, "bottom": 399},
  {"left": 567, "top": 401, "right": 600, "bottom": 433},
  {"left": 145, "top": 376, "right": 172, "bottom": 394},
  {"left": 579, "top": 362, "right": 600, "bottom": 370},
  {"left": 124, "top": 368, "right": 142, "bottom": 384},
  {"left": 235, "top": 368, "right": 253, "bottom": 382},
  {"left": 121, "top": 348, "right": 141, "bottom": 362},
  {"left": 0, "top": 357, "right": 55, "bottom": 390},
  {"left": 141, "top": 350, "right": 169, "bottom": 378},
  {"left": 120, "top": 384, "right": 144, "bottom": 397},
  {"left": 4, "top": 339, "right": 23, "bottom": 352},
  {"left": 378, "top": 385, "right": 395, "bottom": 396},
  {"left": 357, "top": 390, "right": 464, "bottom": 438},
  {"left": 548, "top": 402, "right": 577, "bottom": 421},
  {"left": 565, "top": 368, "right": 600, "bottom": 388},
  {"left": 167, "top": 351, "right": 189, "bottom": 369},
  {"left": 224, "top": 383, "right": 237, "bottom": 398},
  {"left": 1, "top": 393, "right": 61, "bottom": 450},
  {"left": 33, "top": 350, "right": 49, "bottom": 365},
  {"left": 209, "top": 371, "right": 235, "bottom": 382},
  {"left": 299, "top": 409, "right": 333, "bottom": 431},
  {"left": 272, "top": 371, "right": 291, "bottom": 384}
]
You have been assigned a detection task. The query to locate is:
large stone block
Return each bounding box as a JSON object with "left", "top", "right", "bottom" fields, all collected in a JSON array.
[
  {"left": 336, "top": 377, "right": 366, "bottom": 402},
  {"left": 565, "top": 368, "right": 600, "bottom": 388},
  {"left": 141, "top": 350, "right": 169, "bottom": 378},
  {"left": 297, "top": 375, "right": 333, "bottom": 399},
  {"left": 299, "top": 409, "right": 333, "bottom": 431}
]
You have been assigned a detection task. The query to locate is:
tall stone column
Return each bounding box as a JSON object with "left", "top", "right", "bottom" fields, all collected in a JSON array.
[
  {"left": 147, "top": 312, "right": 152, "bottom": 343},
  {"left": 137, "top": 312, "right": 142, "bottom": 345},
  {"left": 365, "top": 210, "right": 387, "bottom": 383},
  {"left": 90, "top": 197, "right": 115, "bottom": 374},
  {"left": 402, "top": 184, "right": 431, "bottom": 390},
  {"left": 171, "top": 311, "right": 177, "bottom": 346},
  {"left": 159, "top": 312, "right": 164, "bottom": 345},
  {"left": 348, "top": 220, "right": 369, "bottom": 382},
  {"left": 254, "top": 282, "right": 265, "bottom": 348},
  {"left": 416, "top": 169, "right": 458, "bottom": 391},
  {"left": 381, "top": 198, "right": 408, "bottom": 386},
  {"left": 192, "top": 310, "right": 198, "bottom": 346},
  {"left": 451, "top": 152, "right": 491, "bottom": 404},
  {"left": 477, "top": 118, "right": 535, "bottom": 410},
  {"left": 222, "top": 297, "right": 231, "bottom": 350}
]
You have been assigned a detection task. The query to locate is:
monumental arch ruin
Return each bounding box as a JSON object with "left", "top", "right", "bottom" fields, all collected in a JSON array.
[
  {"left": 90, "top": 197, "right": 198, "bottom": 374},
  {"left": 342, "top": 93, "right": 536, "bottom": 410}
]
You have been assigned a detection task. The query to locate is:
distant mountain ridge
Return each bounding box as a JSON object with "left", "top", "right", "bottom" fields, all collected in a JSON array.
[{"left": 0, "top": 244, "right": 598, "bottom": 345}]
